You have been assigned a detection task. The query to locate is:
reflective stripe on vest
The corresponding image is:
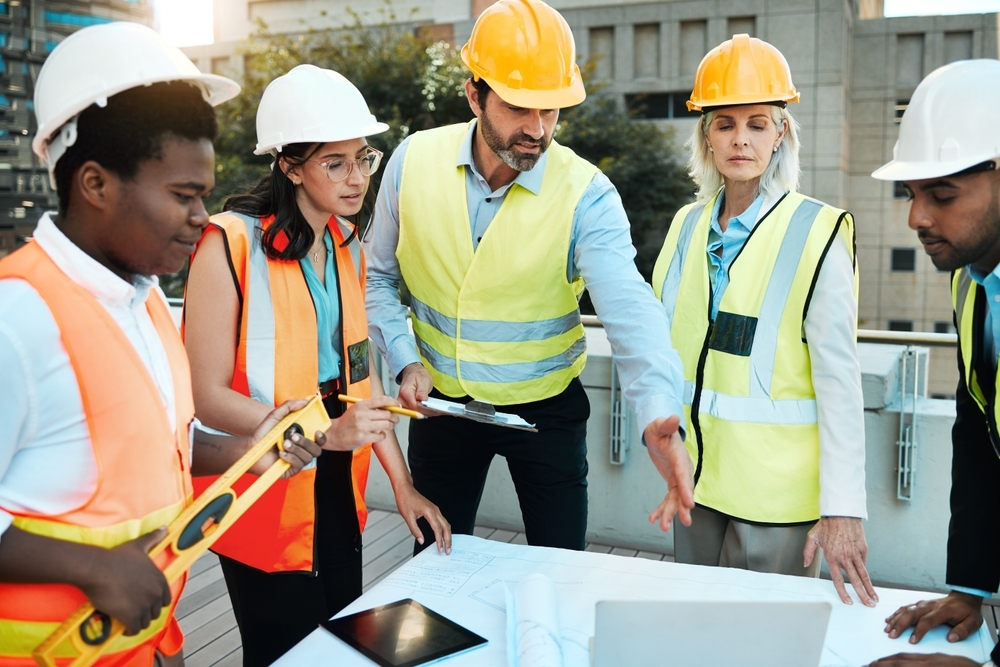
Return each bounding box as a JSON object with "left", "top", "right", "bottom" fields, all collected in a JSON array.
[
  {"left": 0, "top": 242, "right": 192, "bottom": 663},
  {"left": 651, "top": 192, "right": 856, "bottom": 523},
  {"left": 952, "top": 268, "right": 1000, "bottom": 454},
  {"left": 184, "top": 212, "right": 372, "bottom": 573},
  {"left": 397, "top": 122, "right": 597, "bottom": 405}
]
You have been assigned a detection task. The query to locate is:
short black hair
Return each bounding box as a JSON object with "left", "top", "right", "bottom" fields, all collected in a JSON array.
[
  {"left": 53, "top": 81, "right": 218, "bottom": 214},
  {"left": 471, "top": 77, "right": 492, "bottom": 108}
]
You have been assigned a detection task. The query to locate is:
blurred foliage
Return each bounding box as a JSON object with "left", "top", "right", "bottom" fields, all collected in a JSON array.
[{"left": 160, "top": 7, "right": 693, "bottom": 299}]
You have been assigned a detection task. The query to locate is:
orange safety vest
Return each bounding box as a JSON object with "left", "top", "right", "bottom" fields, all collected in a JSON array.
[
  {"left": 0, "top": 241, "right": 193, "bottom": 667},
  {"left": 185, "top": 212, "right": 372, "bottom": 573}
]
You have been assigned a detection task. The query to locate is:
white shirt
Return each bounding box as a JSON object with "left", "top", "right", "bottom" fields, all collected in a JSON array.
[{"left": 0, "top": 213, "right": 178, "bottom": 541}]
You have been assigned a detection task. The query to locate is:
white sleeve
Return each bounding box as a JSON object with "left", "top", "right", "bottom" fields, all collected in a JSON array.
[{"left": 804, "top": 235, "right": 868, "bottom": 519}]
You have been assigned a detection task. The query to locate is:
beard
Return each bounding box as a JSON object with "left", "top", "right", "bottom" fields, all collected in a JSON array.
[
  {"left": 923, "top": 188, "right": 1000, "bottom": 272},
  {"left": 479, "top": 108, "right": 550, "bottom": 172}
]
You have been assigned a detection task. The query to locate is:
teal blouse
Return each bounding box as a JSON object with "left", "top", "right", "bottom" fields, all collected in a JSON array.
[{"left": 300, "top": 227, "right": 342, "bottom": 383}]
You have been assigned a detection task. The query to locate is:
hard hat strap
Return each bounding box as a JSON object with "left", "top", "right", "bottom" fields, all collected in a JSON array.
[{"left": 44, "top": 113, "right": 81, "bottom": 189}]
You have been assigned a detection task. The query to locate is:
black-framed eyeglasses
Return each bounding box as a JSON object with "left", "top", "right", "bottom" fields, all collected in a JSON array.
[{"left": 317, "top": 147, "right": 383, "bottom": 182}]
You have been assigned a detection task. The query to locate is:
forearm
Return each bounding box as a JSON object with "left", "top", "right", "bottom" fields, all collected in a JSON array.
[
  {"left": 194, "top": 384, "right": 273, "bottom": 438},
  {"left": 0, "top": 525, "right": 105, "bottom": 587},
  {"left": 190, "top": 428, "right": 250, "bottom": 477}
]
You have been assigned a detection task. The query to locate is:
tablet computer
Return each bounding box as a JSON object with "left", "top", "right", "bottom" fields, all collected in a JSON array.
[{"left": 320, "top": 598, "right": 487, "bottom": 667}]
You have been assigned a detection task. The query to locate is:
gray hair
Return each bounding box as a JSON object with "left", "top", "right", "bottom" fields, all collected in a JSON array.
[{"left": 686, "top": 105, "right": 801, "bottom": 204}]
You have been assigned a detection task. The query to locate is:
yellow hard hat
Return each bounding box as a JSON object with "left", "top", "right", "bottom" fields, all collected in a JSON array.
[
  {"left": 686, "top": 34, "right": 800, "bottom": 112},
  {"left": 461, "top": 0, "right": 586, "bottom": 110}
]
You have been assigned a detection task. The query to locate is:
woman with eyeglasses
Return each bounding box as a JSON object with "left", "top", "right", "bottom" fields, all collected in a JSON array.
[{"left": 183, "top": 65, "right": 451, "bottom": 666}]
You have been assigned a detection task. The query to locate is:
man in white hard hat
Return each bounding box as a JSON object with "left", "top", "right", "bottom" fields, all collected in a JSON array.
[
  {"left": 869, "top": 59, "right": 1000, "bottom": 667},
  {"left": 0, "top": 22, "right": 323, "bottom": 666},
  {"left": 365, "top": 0, "right": 693, "bottom": 552}
]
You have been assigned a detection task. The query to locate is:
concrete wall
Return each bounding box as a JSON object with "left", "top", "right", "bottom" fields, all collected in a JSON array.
[{"left": 366, "top": 332, "right": 961, "bottom": 592}]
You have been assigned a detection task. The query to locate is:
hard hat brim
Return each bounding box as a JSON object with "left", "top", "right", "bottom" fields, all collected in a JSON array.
[
  {"left": 872, "top": 156, "right": 999, "bottom": 182},
  {"left": 32, "top": 72, "right": 241, "bottom": 161},
  {"left": 481, "top": 74, "right": 587, "bottom": 110},
  {"left": 253, "top": 121, "right": 391, "bottom": 156},
  {"left": 687, "top": 92, "right": 800, "bottom": 113}
]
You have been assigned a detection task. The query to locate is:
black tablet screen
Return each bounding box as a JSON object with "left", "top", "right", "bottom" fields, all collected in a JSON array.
[{"left": 320, "top": 598, "right": 487, "bottom": 667}]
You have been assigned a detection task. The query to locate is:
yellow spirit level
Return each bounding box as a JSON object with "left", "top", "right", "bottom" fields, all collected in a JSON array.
[{"left": 32, "top": 395, "right": 331, "bottom": 667}]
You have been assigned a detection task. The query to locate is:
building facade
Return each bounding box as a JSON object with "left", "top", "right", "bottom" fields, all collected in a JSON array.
[
  {"left": 0, "top": 0, "right": 152, "bottom": 256},
  {"left": 189, "top": 0, "right": 1000, "bottom": 395}
]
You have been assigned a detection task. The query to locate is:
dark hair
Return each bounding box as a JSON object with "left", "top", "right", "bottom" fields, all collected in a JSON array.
[
  {"left": 54, "top": 81, "right": 218, "bottom": 215},
  {"left": 224, "top": 142, "right": 372, "bottom": 261},
  {"left": 472, "top": 77, "right": 492, "bottom": 108}
]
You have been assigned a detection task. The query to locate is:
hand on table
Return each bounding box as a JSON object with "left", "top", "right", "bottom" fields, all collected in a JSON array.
[
  {"left": 866, "top": 653, "right": 981, "bottom": 666},
  {"left": 247, "top": 400, "right": 324, "bottom": 478},
  {"left": 883, "top": 591, "right": 984, "bottom": 644},
  {"left": 394, "top": 483, "right": 452, "bottom": 554},
  {"left": 325, "top": 396, "right": 401, "bottom": 450},
  {"left": 804, "top": 516, "right": 878, "bottom": 607},
  {"left": 644, "top": 415, "right": 694, "bottom": 532},
  {"left": 398, "top": 363, "right": 433, "bottom": 411}
]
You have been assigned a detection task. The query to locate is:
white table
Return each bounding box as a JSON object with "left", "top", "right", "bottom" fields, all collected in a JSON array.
[{"left": 274, "top": 535, "right": 992, "bottom": 666}]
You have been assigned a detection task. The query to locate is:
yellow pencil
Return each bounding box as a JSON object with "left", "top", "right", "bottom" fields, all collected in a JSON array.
[{"left": 338, "top": 394, "right": 424, "bottom": 419}]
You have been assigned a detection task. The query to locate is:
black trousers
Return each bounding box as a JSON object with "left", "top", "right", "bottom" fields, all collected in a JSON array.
[
  {"left": 408, "top": 378, "right": 590, "bottom": 553},
  {"left": 218, "top": 399, "right": 362, "bottom": 667}
]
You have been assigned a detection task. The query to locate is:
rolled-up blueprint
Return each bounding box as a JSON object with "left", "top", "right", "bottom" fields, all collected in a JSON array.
[{"left": 506, "top": 573, "right": 563, "bottom": 667}]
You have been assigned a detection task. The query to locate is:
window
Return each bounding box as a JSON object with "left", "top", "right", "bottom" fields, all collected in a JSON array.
[
  {"left": 589, "top": 27, "right": 614, "bottom": 81},
  {"left": 680, "top": 21, "right": 707, "bottom": 78},
  {"left": 890, "top": 247, "right": 916, "bottom": 272},
  {"left": 944, "top": 31, "right": 973, "bottom": 63},
  {"left": 896, "top": 34, "right": 924, "bottom": 88},
  {"left": 727, "top": 16, "right": 755, "bottom": 38},
  {"left": 633, "top": 24, "right": 659, "bottom": 79},
  {"left": 625, "top": 92, "right": 700, "bottom": 120},
  {"left": 0, "top": 33, "right": 7, "bottom": 48},
  {"left": 894, "top": 99, "right": 909, "bottom": 124},
  {"left": 44, "top": 12, "right": 113, "bottom": 28},
  {"left": 934, "top": 321, "right": 956, "bottom": 334},
  {"left": 888, "top": 320, "right": 914, "bottom": 332},
  {"left": 893, "top": 181, "right": 910, "bottom": 199},
  {"left": 211, "top": 57, "right": 230, "bottom": 75}
]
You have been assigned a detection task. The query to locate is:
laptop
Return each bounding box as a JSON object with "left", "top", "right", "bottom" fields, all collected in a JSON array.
[{"left": 592, "top": 600, "right": 832, "bottom": 667}]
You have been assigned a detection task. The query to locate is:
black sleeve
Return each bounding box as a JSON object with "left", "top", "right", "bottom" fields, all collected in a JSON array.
[{"left": 945, "top": 341, "right": 1000, "bottom": 592}]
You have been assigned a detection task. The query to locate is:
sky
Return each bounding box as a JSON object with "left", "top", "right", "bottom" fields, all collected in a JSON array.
[{"left": 151, "top": 0, "right": 1000, "bottom": 47}]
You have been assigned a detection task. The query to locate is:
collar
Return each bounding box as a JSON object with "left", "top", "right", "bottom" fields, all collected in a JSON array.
[
  {"left": 711, "top": 191, "right": 767, "bottom": 234},
  {"left": 32, "top": 212, "right": 156, "bottom": 309},
  {"left": 457, "top": 119, "right": 547, "bottom": 196},
  {"left": 968, "top": 262, "right": 1000, "bottom": 287}
]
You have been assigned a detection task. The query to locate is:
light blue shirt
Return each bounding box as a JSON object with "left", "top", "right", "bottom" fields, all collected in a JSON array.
[
  {"left": 300, "top": 228, "right": 342, "bottom": 383},
  {"left": 707, "top": 193, "right": 765, "bottom": 321},
  {"left": 968, "top": 263, "right": 1000, "bottom": 368},
  {"left": 363, "top": 120, "right": 686, "bottom": 433}
]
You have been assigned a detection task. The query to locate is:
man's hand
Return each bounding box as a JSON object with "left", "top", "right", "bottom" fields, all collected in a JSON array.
[
  {"left": 246, "top": 400, "right": 324, "bottom": 479},
  {"left": 883, "top": 592, "right": 984, "bottom": 644},
  {"left": 866, "top": 653, "right": 980, "bottom": 666},
  {"left": 325, "top": 396, "right": 401, "bottom": 450},
  {"left": 644, "top": 415, "right": 695, "bottom": 532},
  {"left": 394, "top": 484, "right": 452, "bottom": 554},
  {"left": 79, "top": 527, "right": 172, "bottom": 636},
  {"left": 398, "top": 363, "right": 433, "bottom": 411},
  {"left": 804, "top": 516, "right": 878, "bottom": 607}
]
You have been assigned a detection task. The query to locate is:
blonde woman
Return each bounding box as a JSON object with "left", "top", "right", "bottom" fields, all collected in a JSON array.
[{"left": 651, "top": 35, "right": 874, "bottom": 606}]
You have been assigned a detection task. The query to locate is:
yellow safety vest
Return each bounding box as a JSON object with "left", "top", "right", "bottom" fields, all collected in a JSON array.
[
  {"left": 952, "top": 269, "right": 1000, "bottom": 452},
  {"left": 652, "top": 191, "right": 856, "bottom": 524},
  {"left": 397, "top": 121, "right": 598, "bottom": 405}
]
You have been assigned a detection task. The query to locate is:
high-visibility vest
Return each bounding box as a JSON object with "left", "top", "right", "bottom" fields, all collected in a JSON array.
[
  {"left": 0, "top": 241, "right": 193, "bottom": 666},
  {"left": 652, "top": 191, "right": 856, "bottom": 524},
  {"left": 185, "top": 212, "right": 372, "bottom": 573},
  {"left": 397, "top": 122, "right": 598, "bottom": 405},
  {"left": 952, "top": 269, "right": 1000, "bottom": 454}
]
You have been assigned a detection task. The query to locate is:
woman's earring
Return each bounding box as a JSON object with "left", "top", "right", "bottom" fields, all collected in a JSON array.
[
  {"left": 708, "top": 146, "right": 714, "bottom": 153},
  {"left": 773, "top": 146, "right": 778, "bottom": 153}
]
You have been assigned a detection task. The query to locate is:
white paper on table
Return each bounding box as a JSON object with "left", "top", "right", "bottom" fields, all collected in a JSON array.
[{"left": 505, "top": 574, "right": 564, "bottom": 667}]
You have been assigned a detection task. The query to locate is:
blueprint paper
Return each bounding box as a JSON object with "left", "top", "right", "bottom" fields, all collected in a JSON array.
[
  {"left": 273, "top": 535, "right": 992, "bottom": 667},
  {"left": 505, "top": 574, "right": 563, "bottom": 667}
]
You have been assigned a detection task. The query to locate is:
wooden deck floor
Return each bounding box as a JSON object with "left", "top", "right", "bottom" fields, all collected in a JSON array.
[{"left": 176, "top": 509, "right": 1000, "bottom": 665}]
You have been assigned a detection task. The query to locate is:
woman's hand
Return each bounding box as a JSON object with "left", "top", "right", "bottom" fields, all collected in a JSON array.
[
  {"left": 324, "top": 396, "right": 400, "bottom": 451},
  {"left": 394, "top": 484, "right": 452, "bottom": 554},
  {"left": 247, "top": 400, "right": 325, "bottom": 478}
]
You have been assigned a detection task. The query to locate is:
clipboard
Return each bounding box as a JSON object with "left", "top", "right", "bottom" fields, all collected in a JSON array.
[{"left": 420, "top": 397, "right": 537, "bottom": 432}]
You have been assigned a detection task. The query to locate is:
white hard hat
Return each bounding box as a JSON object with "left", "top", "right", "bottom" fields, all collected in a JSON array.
[
  {"left": 254, "top": 64, "right": 388, "bottom": 155},
  {"left": 32, "top": 21, "right": 240, "bottom": 175},
  {"left": 873, "top": 59, "right": 1000, "bottom": 181}
]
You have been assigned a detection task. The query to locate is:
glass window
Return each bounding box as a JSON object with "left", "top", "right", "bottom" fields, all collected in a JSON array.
[
  {"left": 44, "top": 11, "right": 114, "bottom": 28},
  {"left": 888, "top": 320, "right": 914, "bottom": 332},
  {"left": 890, "top": 248, "right": 916, "bottom": 272},
  {"left": 934, "top": 321, "right": 956, "bottom": 334}
]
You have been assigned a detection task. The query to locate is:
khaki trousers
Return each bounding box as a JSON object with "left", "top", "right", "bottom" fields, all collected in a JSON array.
[{"left": 673, "top": 505, "right": 821, "bottom": 577}]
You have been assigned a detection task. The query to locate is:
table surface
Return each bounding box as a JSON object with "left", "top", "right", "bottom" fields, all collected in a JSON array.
[{"left": 272, "top": 534, "right": 993, "bottom": 667}]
